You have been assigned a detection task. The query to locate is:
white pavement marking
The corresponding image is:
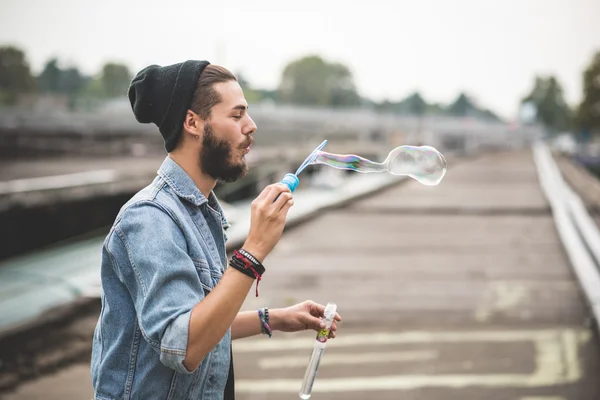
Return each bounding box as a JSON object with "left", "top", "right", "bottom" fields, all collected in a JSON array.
[
  {"left": 258, "top": 350, "right": 438, "bottom": 369},
  {"left": 520, "top": 397, "right": 565, "bottom": 400},
  {"left": 233, "top": 329, "right": 587, "bottom": 352},
  {"left": 0, "top": 170, "right": 117, "bottom": 194},
  {"left": 561, "top": 330, "right": 582, "bottom": 381},
  {"left": 233, "top": 328, "right": 590, "bottom": 394}
]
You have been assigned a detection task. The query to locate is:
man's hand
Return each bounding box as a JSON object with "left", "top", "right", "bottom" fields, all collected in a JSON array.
[
  {"left": 243, "top": 183, "right": 293, "bottom": 262},
  {"left": 271, "top": 300, "right": 342, "bottom": 338}
]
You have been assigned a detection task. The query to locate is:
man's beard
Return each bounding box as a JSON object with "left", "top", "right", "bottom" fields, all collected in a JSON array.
[{"left": 200, "top": 123, "right": 248, "bottom": 183}]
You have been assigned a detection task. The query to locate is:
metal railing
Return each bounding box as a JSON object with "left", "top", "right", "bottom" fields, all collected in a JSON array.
[{"left": 533, "top": 142, "right": 600, "bottom": 331}]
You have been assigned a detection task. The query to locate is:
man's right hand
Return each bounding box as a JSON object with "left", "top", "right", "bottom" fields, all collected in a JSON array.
[{"left": 242, "top": 183, "right": 294, "bottom": 262}]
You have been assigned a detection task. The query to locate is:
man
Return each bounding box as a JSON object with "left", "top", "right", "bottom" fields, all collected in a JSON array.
[{"left": 90, "top": 60, "right": 342, "bottom": 400}]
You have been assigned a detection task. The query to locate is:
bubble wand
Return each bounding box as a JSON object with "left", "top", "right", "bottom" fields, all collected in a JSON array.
[{"left": 279, "top": 140, "right": 329, "bottom": 192}]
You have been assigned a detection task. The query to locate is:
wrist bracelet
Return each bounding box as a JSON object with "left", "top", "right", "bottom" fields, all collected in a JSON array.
[
  {"left": 238, "top": 248, "right": 264, "bottom": 271},
  {"left": 229, "top": 249, "right": 265, "bottom": 296},
  {"left": 258, "top": 307, "right": 272, "bottom": 338}
]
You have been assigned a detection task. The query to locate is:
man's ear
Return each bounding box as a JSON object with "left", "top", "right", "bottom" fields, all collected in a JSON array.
[{"left": 183, "top": 109, "right": 203, "bottom": 137}]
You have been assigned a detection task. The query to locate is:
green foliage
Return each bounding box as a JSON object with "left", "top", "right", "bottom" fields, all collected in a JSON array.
[
  {"left": 374, "top": 91, "right": 500, "bottom": 121},
  {"left": 521, "top": 75, "right": 572, "bottom": 133},
  {"left": 0, "top": 46, "right": 35, "bottom": 105},
  {"left": 446, "top": 93, "right": 500, "bottom": 121},
  {"left": 235, "top": 71, "right": 262, "bottom": 104},
  {"left": 405, "top": 92, "right": 427, "bottom": 116},
  {"left": 575, "top": 51, "right": 600, "bottom": 135},
  {"left": 98, "top": 63, "right": 132, "bottom": 98},
  {"left": 376, "top": 92, "right": 427, "bottom": 115},
  {"left": 447, "top": 93, "right": 471, "bottom": 116},
  {"left": 37, "top": 58, "right": 89, "bottom": 95},
  {"left": 7, "top": 43, "right": 596, "bottom": 131},
  {"left": 278, "top": 55, "right": 360, "bottom": 107},
  {"left": 74, "top": 62, "right": 132, "bottom": 105}
]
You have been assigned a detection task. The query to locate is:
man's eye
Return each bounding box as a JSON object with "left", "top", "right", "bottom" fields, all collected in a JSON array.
[{"left": 233, "top": 115, "right": 242, "bottom": 120}]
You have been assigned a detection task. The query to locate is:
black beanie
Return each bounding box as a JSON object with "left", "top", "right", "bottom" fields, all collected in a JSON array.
[{"left": 128, "top": 60, "right": 211, "bottom": 152}]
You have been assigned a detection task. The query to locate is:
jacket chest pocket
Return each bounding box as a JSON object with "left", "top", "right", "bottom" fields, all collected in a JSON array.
[{"left": 192, "top": 258, "right": 223, "bottom": 294}]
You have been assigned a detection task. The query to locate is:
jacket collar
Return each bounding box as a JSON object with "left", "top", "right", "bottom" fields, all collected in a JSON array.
[{"left": 157, "top": 156, "right": 230, "bottom": 230}]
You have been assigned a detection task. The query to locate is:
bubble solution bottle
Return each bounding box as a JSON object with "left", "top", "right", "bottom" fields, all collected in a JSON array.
[{"left": 298, "top": 302, "right": 337, "bottom": 399}]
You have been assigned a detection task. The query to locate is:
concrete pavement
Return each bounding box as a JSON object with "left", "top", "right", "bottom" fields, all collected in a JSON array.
[
  {"left": 3, "top": 150, "right": 600, "bottom": 400},
  {"left": 232, "top": 150, "right": 600, "bottom": 400}
]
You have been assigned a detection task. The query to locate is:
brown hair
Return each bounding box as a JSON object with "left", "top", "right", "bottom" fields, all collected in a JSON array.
[{"left": 190, "top": 65, "right": 237, "bottom": 120}]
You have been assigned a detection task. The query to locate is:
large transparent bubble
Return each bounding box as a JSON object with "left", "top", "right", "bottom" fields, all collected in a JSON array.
[{"left": 312, "top": 145, "right": 447, "bottom": 186}]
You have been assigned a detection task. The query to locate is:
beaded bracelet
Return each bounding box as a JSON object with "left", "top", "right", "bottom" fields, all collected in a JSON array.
[{"left": 258, "top": 307, "right": 272, "bottom": 338}]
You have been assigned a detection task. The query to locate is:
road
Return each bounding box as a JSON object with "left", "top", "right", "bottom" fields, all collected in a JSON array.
[{"left": 4, "top": 150, "right": 600, "bottom": 400}]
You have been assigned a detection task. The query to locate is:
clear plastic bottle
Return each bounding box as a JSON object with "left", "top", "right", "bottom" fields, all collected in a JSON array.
[{"left": 299, "top": 302, "right": 337, "bottom": 399}]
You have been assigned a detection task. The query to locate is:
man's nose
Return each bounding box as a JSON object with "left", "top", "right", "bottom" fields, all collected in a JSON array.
[{"left": 244, "top": 116, "right": 257, "bottom": 135}]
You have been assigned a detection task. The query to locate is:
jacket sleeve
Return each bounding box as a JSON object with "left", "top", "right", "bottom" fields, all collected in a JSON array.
[{"left": 107, "top": 200, "right": 205, "bottom": 374}]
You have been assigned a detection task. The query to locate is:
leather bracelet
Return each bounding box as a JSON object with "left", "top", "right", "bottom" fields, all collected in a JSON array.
[
  {"left": 229, "top": 249, "right": 265, "bottom": 296},
  {"left": 238, "top": 248, "right": 265, "bottom": 272}
]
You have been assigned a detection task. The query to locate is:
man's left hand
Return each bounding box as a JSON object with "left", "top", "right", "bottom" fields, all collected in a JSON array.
[{"left": 271, "top": 300, "right": 342, "bottom": 338}]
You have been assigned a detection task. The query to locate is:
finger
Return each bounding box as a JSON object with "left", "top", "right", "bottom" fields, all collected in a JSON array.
[
  {"left": 265, "top": 183, "right": 290, "bottom": 204},
  {"left": 309, "top": 302, "right": 325, "bottom": 318},
  {"left": 307, "top": 316, "right": 326, "bottom": 331},
  {"left": 273, "top": 192, "right": 293, "bottom": 211},
  {"left": 334, "top": 313, "right": 342, "bottom": 322},
  {"left": 277, "top": 198, "right": 294, "bottom": 214},
  {"left": 327, "top": 323, "right": 337, "bottom": 337},
  {"left": 255, "top": 185, "right": 273, "bottom": 201}
]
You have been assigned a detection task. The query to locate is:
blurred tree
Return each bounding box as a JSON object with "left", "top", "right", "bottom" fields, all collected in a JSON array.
[
  {"left": 480, "top": 109, "right": 501, "bottom": 121},
  {"left": 99, "top": 63, "right": 132, "bottom": 98},
  {"left": 327, "top": 62, "right": 361, "bottom": 107},
  {"left": 235, "top": 71, "right": 261, "bottom": 104},
  {"left": 575, "top": 51, "right": 600, "bottom": 136},
  {"left": 38, "top": 58, "right": 89, "bottom": 96},
  {"left": 0, "top": 46, "right": 36, "bottom": 105},
  {"left": 374, "top": 91, "right": 500, "bottom": 121},
  {"left": 447, "top": 93, "right": 474, "bottom": 117},
  {"left": 403, "top": 92, "right": 428, "bottom": 136},
  {"left": 404, "top": 92, "right": 427, "bottom": 115},
  {"left": 446, "top": 93, "right": 501, "bottom": 121},
  {"left": 61, "top": 67, "right": 90, "bottom": 95},
  {"left": 236, "top": 72, "right": 251, "bottom": 89},
  {"left": 278, "top": 55, "right": 360, "bottom": 107},
  {"left": 254, "top": 88, "right": 278, "bottom": 102},
  {"left": 37, "top": 58, "right": 62, "bottom": 92},
  {"left": 521, "top": 75, "right": 572, "bottom": 133},
  {"left": 427, "top": 103, "right": 446, "bottom": 114},
  {"left": 375, "top": 92, "right": 427, "bottom": 115}
]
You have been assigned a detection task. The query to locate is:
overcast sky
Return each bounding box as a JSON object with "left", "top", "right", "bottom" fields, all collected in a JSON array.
[{"left": 1, "top": 0, "right": 599, "bottom": 119}]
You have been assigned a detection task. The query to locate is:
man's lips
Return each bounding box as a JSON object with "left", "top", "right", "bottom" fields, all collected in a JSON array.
[{"left": 241, "top": 140, "right": 253, "bottom": 152}]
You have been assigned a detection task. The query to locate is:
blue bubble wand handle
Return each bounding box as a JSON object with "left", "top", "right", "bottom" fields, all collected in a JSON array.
[{"left": 299, "top": 302, "right": 337, "bottom": 399}]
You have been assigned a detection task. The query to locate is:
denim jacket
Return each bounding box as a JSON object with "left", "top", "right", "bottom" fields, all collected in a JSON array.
[{"left": 91, "top": 156, "right": 232, "bottom": 400}]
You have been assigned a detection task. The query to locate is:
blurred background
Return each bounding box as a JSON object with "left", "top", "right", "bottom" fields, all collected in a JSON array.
[{"left": 1, "top": 0, "right": 600, "bottom": 399}]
